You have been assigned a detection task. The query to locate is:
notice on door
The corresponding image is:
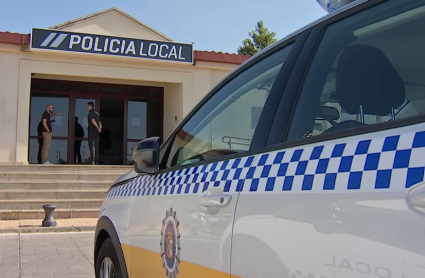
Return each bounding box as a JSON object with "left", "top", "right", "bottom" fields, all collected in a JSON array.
[
  {"left": 131, "top": 118, "right": 141, "bottom": 126},
  {"left": 54, "top": 116, "right": 62, "bottom": 126}
]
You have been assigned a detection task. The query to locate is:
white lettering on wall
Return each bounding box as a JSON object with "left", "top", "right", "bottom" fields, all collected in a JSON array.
[
  {"left": 159, "top": 45, "right": 169, "bottom": 58},
  {"left": 81, "top": 36, "right": 93, "bottom": 51},
  {"left": 121, "top": 40, "right": 126, "bottom": 54},
  {"left": 140, "top": 42, "right": 147, "bottom": 56},
  {"left": 178, "top": 46, "right": 186, "bottom": 60},
  {"left": 69, "top": 35, "right": 81, "bottom": 49},
  {"left": 125, "top": 41, "right": 136, "bottom": 55},
  {"left": 103, "top": 38, "right": 109, "bottom": 52},
  {"left": 168, "top": 46, "right": 178, "bottom": 59},
  {"left": 94, "top": 37, "right": 102, "bottom": 52},
  {"left": 148, "top": 43, "right": 159, "bottom": 57},
  {"left": 110, "top": 39, "right": 120, "bottom": 53}
]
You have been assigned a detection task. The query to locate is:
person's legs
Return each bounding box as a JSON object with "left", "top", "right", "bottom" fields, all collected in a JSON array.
[
  {"left": 88, "top": 131, "right": 95, "bottom": 165},
  {"left": 75, "top": 141, "right": 82, "bottom": 164},
  {"left": 94, "top": 132, "right": 100, "bottom": 165},
  {"left": 41, "top": 132, "right": 52, "bottom": 163},
  {"left": 37, "top": 139, "right": 43, "bottom": 164}
]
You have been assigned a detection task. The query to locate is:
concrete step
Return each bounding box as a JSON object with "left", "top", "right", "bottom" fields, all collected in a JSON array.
[
  {"left": 0, "top": 199, "right": 103, "bottom": 210},
  {"left": 0, "top": 209, "right": 100, "bottom": 220},
  {"left": 0, "top": 190, "right": 107, "bottom": 200},
  {"left": 0, "top": 165, "right": 132, "bottom": 173},
  {"left": 0, "top": 165, "right": 127, "bottom": 219},
  {"left": 0, "top": 172, "right": 123, "bottom": 181},
  {"left": 0, "top": 181, "right": 113, "bottom": 190}
]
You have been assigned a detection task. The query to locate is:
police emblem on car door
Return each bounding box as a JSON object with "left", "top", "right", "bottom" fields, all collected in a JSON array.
[{"left": 161, "top": 208, "right": 181, "bottom": 278}]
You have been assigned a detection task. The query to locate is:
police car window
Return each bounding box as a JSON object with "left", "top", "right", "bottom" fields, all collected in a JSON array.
[
  {"left": 288, "top": 0, "right": 425, "bottom": 141},
  {"left": 166, "top": 44, "right": 293, "bottom": 168}
]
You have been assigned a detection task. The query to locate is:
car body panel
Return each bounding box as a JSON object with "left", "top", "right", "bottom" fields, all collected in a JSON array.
[
  {"left": 231, "top": 122, "right": 425, "bottom": 278},
  {"left": 106, "top": 155, "right": 256, "bottom": 277}
]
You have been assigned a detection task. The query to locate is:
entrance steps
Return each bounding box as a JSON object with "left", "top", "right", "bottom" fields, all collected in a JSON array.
[{"left": 0, "top": 165, "right": 132, "bottom": 220}]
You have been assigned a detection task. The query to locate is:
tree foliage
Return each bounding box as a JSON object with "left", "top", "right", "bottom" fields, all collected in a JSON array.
[{"left": 237, "top": 20, "right": 277, "bottom": 56}]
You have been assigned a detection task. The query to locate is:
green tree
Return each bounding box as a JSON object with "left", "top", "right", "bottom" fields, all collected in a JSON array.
[{"left": 238, "top": 20, "right": 277, "bottom": 56}]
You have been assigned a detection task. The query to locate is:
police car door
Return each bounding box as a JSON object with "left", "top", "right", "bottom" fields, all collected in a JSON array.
[
  {"left": 231, "top": 1, "right": 425, "bottom": 277},
  {"left": 122, "top": 37, "right": 305, "bottom": 277}
]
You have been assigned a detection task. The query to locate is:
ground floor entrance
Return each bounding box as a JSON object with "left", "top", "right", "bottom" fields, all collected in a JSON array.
[{"left": 28, "top": 78, "right": 163, "bottom": 165}]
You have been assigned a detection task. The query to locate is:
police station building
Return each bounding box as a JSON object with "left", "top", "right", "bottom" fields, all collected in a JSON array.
[{"left": 0, "top": 8, "right": 249, "bottom": 165}]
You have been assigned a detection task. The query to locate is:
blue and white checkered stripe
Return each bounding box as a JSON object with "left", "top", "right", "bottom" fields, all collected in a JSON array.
[
  {"left": 107, "top": 127, "right": 425, "bottom": 198},
  {"left": 242, "top": 129, "right": 425, "bottom": 194},
  {"left": 107, "top": 155, "right": 255, "bottom": 198}
]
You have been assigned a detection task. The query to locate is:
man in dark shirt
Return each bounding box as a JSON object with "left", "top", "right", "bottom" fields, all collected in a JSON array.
[
  {"left": 41, "top": 104, "right": 58, "bottom": 164},
  {"left": 87, "top": 102, "right": 101, "bottom": 165}
]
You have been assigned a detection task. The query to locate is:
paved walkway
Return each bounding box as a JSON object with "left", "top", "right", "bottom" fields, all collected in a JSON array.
[
  {"left": 0, "top": 219, "right": 97, "bottom": 233},
  {"left": 0, "top": 232, "right": 95, "bottom": 278}
]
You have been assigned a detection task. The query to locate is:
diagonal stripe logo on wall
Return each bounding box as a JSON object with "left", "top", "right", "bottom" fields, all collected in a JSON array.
[
  {"left": 39, "top": 32, "right": 69, "bottom": 48},
  {"left": 50, "top": 34, "right": 68, "bottom": 48},
  {"left": 40, "top": 33, "right": 57, "bottom": 47}
]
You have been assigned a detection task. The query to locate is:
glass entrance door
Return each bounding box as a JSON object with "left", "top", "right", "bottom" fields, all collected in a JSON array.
[
  {"left": 29, "top": 79, "right": 163, "bottom": 165},
  {"left": 99, "top": 97, "right": 124, "bottom": 165},
  {"left": 29, "top": 96, "right": 69, "bottom": 164},
  {"left": 126, "top": 101, "right": 147, "bottom": 164},
  {"left": 125, "top": 100, "right": 162, "bottom": 164},
  {"left": 72, "top": 98, "right": 96, "bottom": 164}
]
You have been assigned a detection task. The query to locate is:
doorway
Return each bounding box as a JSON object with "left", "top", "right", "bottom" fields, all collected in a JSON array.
[
  {"left": 99, "top": 98, "right": 124, "bottom": 165},
  {"left": 29, "top": 79, "right": 164, "bottom": 165}
]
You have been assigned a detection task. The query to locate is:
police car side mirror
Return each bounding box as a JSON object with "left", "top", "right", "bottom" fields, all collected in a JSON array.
[{"left": 132, "top": 137, "right": 160, "bottom": 174}]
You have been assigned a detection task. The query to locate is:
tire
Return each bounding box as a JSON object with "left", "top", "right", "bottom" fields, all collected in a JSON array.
[{"left": 95, "top": 238, "right": 123, "bottom": 278}]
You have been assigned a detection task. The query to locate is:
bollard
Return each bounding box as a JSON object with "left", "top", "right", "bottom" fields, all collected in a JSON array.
[{"left": 42, "top": 204, "right": 57, "bottom": 227}]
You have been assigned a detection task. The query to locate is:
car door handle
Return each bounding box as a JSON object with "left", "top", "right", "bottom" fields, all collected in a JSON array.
[
  {"left": 197, "top": 187, "right": 232, "bottom": 214},
  {"left": 198, "top": 195, "right": 232, "bottom": 208},
  {"left": 406, "top": 181, "right": 425, "bottom": 216}
]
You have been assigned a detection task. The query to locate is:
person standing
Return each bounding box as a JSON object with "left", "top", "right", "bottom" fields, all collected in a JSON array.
[
  {"left": 41, "top": 104, "right": 59, "bottom": 165},
  {"left": 87, "top": 102, "right": 101, "bottom": 165},
  {"left": 74, "top": 116, "right": 84, "bottom": 164}
]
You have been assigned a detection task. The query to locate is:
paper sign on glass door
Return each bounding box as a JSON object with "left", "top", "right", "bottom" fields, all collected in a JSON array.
[
  {"left": 54, "top": 116, "right": 62, "bottom": 126},
  {"left": 131, "top": 118, "right": 141, "bottom": 126}
]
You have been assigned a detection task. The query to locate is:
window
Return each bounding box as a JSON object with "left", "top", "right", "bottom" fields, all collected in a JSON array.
[
  {"left": 165, "top": 44, "right": 293, "bottom": 168},
  {"left": 288, "top": 0, "right": 425, "bottom": 141}
]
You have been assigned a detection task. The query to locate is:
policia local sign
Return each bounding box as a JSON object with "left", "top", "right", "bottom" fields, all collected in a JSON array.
[{"left": 31, "top": 28, "right": 194, "bottom": 64}]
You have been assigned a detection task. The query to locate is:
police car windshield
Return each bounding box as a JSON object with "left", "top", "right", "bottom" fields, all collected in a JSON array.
[
  {"left": 166, "top": 45, "right": 293, "bottom": 168},
  {"left": 187, "top": 62, "right": 282, "bottom": 137}
]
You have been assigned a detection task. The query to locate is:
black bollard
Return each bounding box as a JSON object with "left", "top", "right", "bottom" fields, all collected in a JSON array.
[{"left": 42, "top": 204, "right": 57, "bottom": 227}]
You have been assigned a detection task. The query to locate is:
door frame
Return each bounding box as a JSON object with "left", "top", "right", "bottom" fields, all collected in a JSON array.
[{"left": 29, "top": 79, "right": 164, "bottom": 164}]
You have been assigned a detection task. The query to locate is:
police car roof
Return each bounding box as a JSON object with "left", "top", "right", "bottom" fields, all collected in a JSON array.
[{"left": 244, "top": 0, "right": 370, "bottom": 65}]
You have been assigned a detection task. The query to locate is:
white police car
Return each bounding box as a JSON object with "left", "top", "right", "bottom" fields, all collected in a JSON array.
[{"left": 94, "top": 0, "right": 425, "bottom": 277}]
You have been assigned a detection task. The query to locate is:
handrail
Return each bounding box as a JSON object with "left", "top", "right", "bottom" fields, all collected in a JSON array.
[{"left": 222, "top": 136, "right": 251, "bottom": 149}]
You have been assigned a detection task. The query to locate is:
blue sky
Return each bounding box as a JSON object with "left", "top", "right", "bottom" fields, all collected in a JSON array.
[{"left": 0, "top": 0, "right": 326, "bottom": 53}]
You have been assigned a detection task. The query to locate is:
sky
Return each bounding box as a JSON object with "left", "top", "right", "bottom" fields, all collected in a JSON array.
[{"left": 0, "top": 0, "right": 326, "bottom": 53}]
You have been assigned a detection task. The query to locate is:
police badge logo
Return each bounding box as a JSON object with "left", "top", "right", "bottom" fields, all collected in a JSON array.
[{"left": 160, "top": 208, "right": 181, "bottom": 278}]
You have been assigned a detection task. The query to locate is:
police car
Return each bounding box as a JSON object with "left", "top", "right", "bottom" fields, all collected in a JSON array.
[{"left": 94, "top": 0, "right": 425, "bottom": 277}]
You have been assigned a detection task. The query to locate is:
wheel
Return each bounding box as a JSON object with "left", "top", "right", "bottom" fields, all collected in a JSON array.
[{"left": 95, "top": 238, "right": 123, "bottom": 278}]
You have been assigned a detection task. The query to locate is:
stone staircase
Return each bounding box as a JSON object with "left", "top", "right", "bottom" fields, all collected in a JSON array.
[{"left": 0, "top": 165, "right": 132, "bottom": 220}]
